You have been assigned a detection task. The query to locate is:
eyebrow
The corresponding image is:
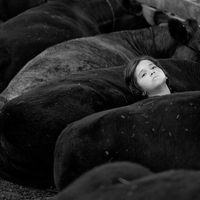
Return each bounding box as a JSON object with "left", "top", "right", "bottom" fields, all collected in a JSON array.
[{"left": 149, "top": 63, "right": 154, "bottom": 67}]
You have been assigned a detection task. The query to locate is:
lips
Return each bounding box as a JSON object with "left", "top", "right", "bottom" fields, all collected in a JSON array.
[{"left": 153, "top": 75, "right": 159, "bottom": 80}]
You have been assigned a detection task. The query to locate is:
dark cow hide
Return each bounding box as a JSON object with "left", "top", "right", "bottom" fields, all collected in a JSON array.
[
  {"left": 1, "top": 18, "right": 199, "bottom": 108},
  {"left": 52, "top": 162, "right": 200, "bottom": 200},
  {"left": 52, "top": 162, "right": 152, "bottom": 199},
  {"left": 0, "top": 0, "right": 47, "bottom": 21},
  {"left": 0, "top": 66, "right": 140, "bottom": 187},
  {"left": 0, "top": 0, "right": 147, "bottom": 93},
  {"left": 0, "top": 59, "right": 200, "bottom": 188},
  {"left": 54, "top": 89, "right": 200, "bottom": 190}
]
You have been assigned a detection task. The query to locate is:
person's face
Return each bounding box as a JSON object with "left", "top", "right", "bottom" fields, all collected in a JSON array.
[{"left": 134, "top": 60, "right": 167, "bottom": 95}]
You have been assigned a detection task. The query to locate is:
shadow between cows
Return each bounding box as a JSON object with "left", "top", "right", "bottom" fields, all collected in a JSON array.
[
  {"left": 1, "top": 18, "right": 199, "bottom": 107},
  {"left": 0, "top": 0, "right": 147, "bottom": 92},
  {"left": 51, "top": 162, "right": 200, "bottom": 200},
  {"left": 0, "top": 59, "right": 200, "bottom": 187}
]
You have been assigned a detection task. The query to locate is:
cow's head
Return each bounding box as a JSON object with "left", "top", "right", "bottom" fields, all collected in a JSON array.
[{"left": 168, "top": 18, "right": 200, "bottom": 62}]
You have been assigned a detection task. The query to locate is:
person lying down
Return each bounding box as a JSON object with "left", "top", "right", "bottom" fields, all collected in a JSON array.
[{"left": 124, "top": 55, "right": 171, "bottom": 98}]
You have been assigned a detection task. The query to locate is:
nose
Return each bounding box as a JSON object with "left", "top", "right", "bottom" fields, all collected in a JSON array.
[{"left": 150, "top": 71, "right": 155, "bottom": 76}]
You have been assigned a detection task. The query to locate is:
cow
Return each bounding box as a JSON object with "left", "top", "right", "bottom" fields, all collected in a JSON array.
[
  {"left": 51, "top": 162, "right": 200, "bottom": 200},
  {"left": 0, "top": 18, "right": 199, "bottom": 109},
  {"left": 0, "top": 65, "right": 140, "bottom": 187},
  {"left": 52, "top": 162, "right": 153, "bottom": 199},
  {"left": 0, "top": 0, "right": 150, "bottom": 93},
  {"left": 53, "top": 88, "right": 200, "bottom": 190},
  {"left": 0, "top": 59, "right": 200, "bottom": 188}
]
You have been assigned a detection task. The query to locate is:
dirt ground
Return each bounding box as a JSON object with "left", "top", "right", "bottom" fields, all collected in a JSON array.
[{"left": 0, "top": 178, "right": 57, "bottom": 200}]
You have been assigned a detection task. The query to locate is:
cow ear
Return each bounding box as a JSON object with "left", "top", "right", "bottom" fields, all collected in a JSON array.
[
  {"left": 184, "top": 18, "right": 198, "bottom": 36},
  {"left": 168, "top": 18, "right": 188, "bottom": 44},
  {"left": 168, "top": 18, "right": 198, "bottom": 44}
]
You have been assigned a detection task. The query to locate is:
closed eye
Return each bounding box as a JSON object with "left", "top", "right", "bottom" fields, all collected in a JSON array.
[{"left": 141, "top": 73, "right": 146, "bottom": 77}]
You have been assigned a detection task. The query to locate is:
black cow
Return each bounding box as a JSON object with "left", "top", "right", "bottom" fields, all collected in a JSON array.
[
  {"left": 54, "top": 89, "right": 200, "bottom": 190},
  {"left": 0, "top": 0, "right": 148, "bottom": 92},
  {"left": 0, "top": 18, "right": 199, "bottom": 108},
  {"left": 52, "top": 162, "right": 200, "bottom": 200},
  {"left": 0, "top": 66, "right": 139, "bottom": 187},
  {"left": 0, "top": 59, "right": 200, "bottom": 188}
]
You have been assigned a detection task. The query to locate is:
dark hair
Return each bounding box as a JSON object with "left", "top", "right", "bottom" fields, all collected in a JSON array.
[{"left": 123, "top": 55, "right": 169, "bottom": 96}]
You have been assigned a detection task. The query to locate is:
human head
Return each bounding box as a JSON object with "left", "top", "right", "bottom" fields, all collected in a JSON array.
[{"left": 124, "top": 55, "right": 169, "bottom": 97}]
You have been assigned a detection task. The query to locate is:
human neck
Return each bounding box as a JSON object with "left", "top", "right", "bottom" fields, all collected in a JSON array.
[{"left": 147, "top": 84, "right": 171, "bottom": 97}]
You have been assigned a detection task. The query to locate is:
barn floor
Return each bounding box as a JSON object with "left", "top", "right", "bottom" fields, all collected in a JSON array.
[{"left": 0, "top": 178, "right": 57, "bottom": 200}]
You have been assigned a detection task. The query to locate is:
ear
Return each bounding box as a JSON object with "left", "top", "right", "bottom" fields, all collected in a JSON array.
[
  {"left": 168, "top": 18, "right": 188, "bottom": 44},
  {"left": 168, "top": 18, "right": 199, "bottom": 44},
  {"left": 184, "top": 18, "right": 198, "bottom": 36}
]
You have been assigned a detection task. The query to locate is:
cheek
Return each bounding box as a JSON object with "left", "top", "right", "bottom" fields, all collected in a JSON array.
[
  {"left": 160, "top": 72, "right": 167, "bottom": 80},
  {"left": 137, "top": 78, "right": 152, "bottom": 90},
  {"left": 136, "top": 79, "right": 143, "bottom": 90},
  {"left": 158, "top": 70, "right": 166, "bottom": 76}
]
